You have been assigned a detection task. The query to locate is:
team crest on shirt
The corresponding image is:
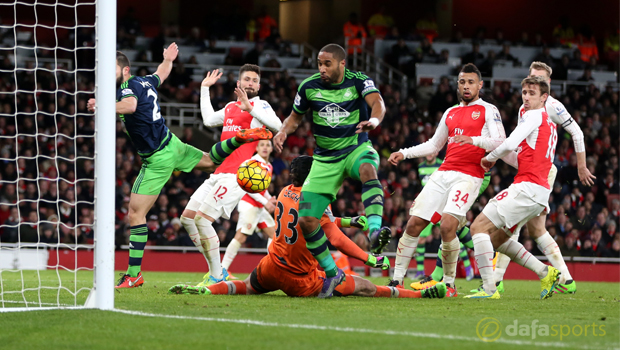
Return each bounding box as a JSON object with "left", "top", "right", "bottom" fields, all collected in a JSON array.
[
  {"left": 318, "top": 103, "right": 350, "bottom": 127},
  {"left": 471, "top": 111, "right": 481, "bottom": 120}
]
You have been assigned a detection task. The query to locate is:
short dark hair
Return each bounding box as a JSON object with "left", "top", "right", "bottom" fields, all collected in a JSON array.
[
  {"left": 239, "top": 64, "right": 261, "bottom": 78},
  {"left": 116, "top": 51, "right": 130, "bottom": 70},
  {"left": 290, "top": 155, "right": 313, "bottom": 187},
  {"left": 459, "top": 63, "right": 482, "bottom": 81},
  {"left": 320, "top": 43, "right": 346, "bottom": 62}
]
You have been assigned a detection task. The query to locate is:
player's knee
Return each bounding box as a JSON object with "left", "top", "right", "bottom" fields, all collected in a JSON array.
[
  {"left": 439, "top": 221, "right": 458, "bottom": 239},
  {"left": 405, "top": 217, "right": 425, "bottom": 237},
  {"left": 358, "top": 163, "right": 377, "bottom": 182},
  {"left": 234, "top": 231, "right": 247, "bottom": 244}
]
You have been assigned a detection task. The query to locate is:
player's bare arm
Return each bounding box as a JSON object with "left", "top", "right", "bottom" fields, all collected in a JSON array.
[
  {"left": 273, "top": 111, "right": 304, "bottom": 152},
  {"left": 153, "top": 42, "right": 179, "bottom": 83},
  {"left": 356, "top": 93, "right": 386, "bottom": 134},
  {"left": 116, "top": 96, "right": 137, "bottom": 114},
  {"left": 576, "top": 152, "right": 596, "bottom": 186}
]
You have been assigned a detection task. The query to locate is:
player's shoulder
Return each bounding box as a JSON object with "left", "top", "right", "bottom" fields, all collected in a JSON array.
[
  {"left": 477, "top": 98, "right": 500, "bottom": 112},
  {"left": 546, "top": 95, "right": 568, "bottom": 114},
  {"left": 345, "top": 69, "right": 371, "bottom": 81},
  {"left": 255, "top": 98, "right": 274, "bottom": 110},
  {"left": 299, "top": 73, "right": 322, "bottom": 89}
]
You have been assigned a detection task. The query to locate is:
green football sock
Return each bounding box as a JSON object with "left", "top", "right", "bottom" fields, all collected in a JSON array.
[
  {"left": 416, "top": 243, "right": 426, "bottom": 272},
  {"left": 431, "top": 251, "right": 443, "bottom": 282},
  {"left": 209, "top": 137, "right": 242, "bottom": 165},
  {"left": 305, "top": 225, "right": 337, "bottom": 277},
  {"left": 460, "top": 245, "right": 471, "bottom": 267},
  {"left": 361, "top": 179, "right": 383, "bottom": 234},
  {"left": 127, "top": 224, "right": 148, "bottom": 277},
  {"left": 458, "top": 226, "right": 473, "bottom": 249}
]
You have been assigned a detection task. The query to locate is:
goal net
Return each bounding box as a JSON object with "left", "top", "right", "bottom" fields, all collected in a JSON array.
[{"left": 0, "top": 0, "right": 115, "bottom": 311}]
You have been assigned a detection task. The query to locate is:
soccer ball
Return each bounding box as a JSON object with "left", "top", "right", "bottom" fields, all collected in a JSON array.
[{"left": 237, "top": 159, "right": 272, "bottom": 193}]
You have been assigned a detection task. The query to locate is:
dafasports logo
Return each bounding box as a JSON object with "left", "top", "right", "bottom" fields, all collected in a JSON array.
[{"left": 476, "top": 318, "right": 607, "bottom": 342}]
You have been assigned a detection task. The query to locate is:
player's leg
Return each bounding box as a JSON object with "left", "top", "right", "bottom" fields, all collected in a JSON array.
[
  {"left": 198, "top": 127, "right": 273, "bottom": 171},
  {"left": 222, "top": 201, "right": 258, "bottom": 270},
  {"left": 298, "top": 159, "right": 346, "bottom": 297},
  {"left": 222, "top": 229, "right": 248, "bottom": 271},
  {"left": 342, "top": 275, "right": 446, "bottom": 299},
  {"left": 118, "top": 147, "right": 178, "bottom": 287},
  {"left": 346, "top": 142, "right": 390, "bottom": 253},
  {"left": 180, "top": 178, "right": 214, "bottom": 273},
  {"left": 414, "top": 224, "right": 433, "bottom": 280},
  {"left": 467, "top": 213, "right": 503, "bottom": 298},
  {"left": 391, "top": 215, "right": 430, "bottom": 286},
  {"left": 528, "top": 214, "right": 576, "bottom": 292}
]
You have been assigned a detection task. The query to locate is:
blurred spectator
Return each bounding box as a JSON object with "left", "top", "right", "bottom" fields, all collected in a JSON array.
[
  {"left": 515, "top": 31, "right": 530, "bottom": 46},
  {"left": 244, "top": 42, "right": 264, "bottom": 65},
  {"left": 367, "top": 6, "right": 394, "bottom": 39},
  {"left": 461, "top": 42, "right": 484, "bottom": 66},
  {"left": 256, "top": 7, "right": 278, "bottom": 42},
  {"left": 343, "top": 12, "right": 367, "bottom": 55},
  {"left": 496, "top": 43, "right": 520, "bottom": 67},
  {"left": 568, "top": 49, "right": 587, "bottom": 70},
  {"left": 553, "top": 16, "right": 575, "bottom": 45},
  {"left": 415, "top": 11, "right": 439, "bottom": 43},
  {"left": 494, "top": 28, "right": 506, "bottom": 46},
  {"left": 533, "top": 46, "right": 555, "bottom": 68},
  {"left": 184, "top": 27, "right": 206, "bottom": 51}
]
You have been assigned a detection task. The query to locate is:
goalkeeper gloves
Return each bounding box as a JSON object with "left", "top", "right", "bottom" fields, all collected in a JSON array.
[
  {"left": 340, "top": 215, "right": 369, "bottom": 231},
  {"left": 365, "top": 254, "right": 391, "bottom": 270}
]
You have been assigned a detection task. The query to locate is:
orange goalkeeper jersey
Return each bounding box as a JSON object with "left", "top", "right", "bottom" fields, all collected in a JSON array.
[{"left": 268, "top": 185, "right": 331, "bottom": 275}]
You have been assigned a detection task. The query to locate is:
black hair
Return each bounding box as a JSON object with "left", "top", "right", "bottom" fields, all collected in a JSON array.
[
  {"left": 319, "top": 43, "right": 346, "bottom": 62},
  {"left": 459, "top": 63, "right": 482, "bottom": 81},
  {"left": 290, "top": 155, "right": 313, "bottom": 187}
]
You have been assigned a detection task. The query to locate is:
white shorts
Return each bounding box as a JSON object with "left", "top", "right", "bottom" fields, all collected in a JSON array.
[
  {"left": 236, "top": 200, "right": 275, "bottom": 234},
  {"left": 186, "top": 173, "right": 247, "bottom": 220},
  {"left": 409, "top": 170, "right": 483, "bottom": 228},
  {"left": 482, "top": 183, "right": 548, "bottom": 236}
]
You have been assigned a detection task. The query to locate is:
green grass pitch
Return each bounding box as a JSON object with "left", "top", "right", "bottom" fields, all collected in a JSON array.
[{"left": 0, "top": 270, "right": 618, "bottom": 350}]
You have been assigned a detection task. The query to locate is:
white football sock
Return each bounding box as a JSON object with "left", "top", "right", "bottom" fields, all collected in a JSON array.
[
  {"left": 441, "top": 237, "right": 460, "bottom": 286},
  {"left": 493, "top": 253, "right": 511, "bottom": 283},
  {"left": 536, "top": 231, "right": 572, "bottom": 284},
  {"left": 393, "top": 233, "right": 419, "bottom": 283},
  {"left": 472, "top": 233, "right": 496, "bottom": 294},
  {"left": 493, "top": 234, "right": 518, "bottom": 283},
  {"left": 195, "top": 215, "right": 223, "bottom": 279},
  {"left": 181, "top": 215, "right": 209, "bottom": 263},
  {"left": 497, "top": 238, "right": 546, "bottom": 279},
  {"left": 222, "top": 238, "right": 242, "bottom": 270}
]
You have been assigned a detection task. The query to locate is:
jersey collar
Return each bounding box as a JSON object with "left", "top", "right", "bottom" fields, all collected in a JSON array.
[{"left": 459, "top": 98, "right": 483, "bottom": 107}]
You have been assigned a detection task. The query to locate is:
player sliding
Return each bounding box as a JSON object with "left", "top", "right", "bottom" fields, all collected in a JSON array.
[
  {"left": 180, "top": 65, "right": 282, "bottom": 287},
  {"left": 387, "top": 64, "right": 505, "bottom": 297},
  {"left": 221, "top": 140, "right": 277, "bottom": 273},
  {"left": 169, "top": 156, "right": 447, "bottom": 299},
  {"left": 273, "top": 44, "right": 391, "bottom": 298},
  {"left": 471, "top": 62, "right": 589, "bottom": 295},
  {"left": 87, "top": 45, "right": 272, "bottom": 288},
  {"left": 465, "top": 76, "right": 561, "bottom": 299}
]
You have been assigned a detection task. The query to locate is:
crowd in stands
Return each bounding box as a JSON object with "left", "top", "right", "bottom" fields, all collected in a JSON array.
[{"left": 0, "top": 13, "right": 618, "bottom": 260}]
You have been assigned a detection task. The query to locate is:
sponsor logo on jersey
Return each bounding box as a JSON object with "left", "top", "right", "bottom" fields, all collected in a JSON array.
[
  {"left": 222, "top": 118, "right": 242, "bottom": 132},
  {"left": 318, "top": 103, "right": 350, "bottom": 127},
  {"left": 343, "top": 89, "right": 352, "bottom": 99},
  {"left": 494, "top": 112, "right": 501, "bottom": 122},
  {"left": 294, "top": 93, "right": 301, "bottom": 106},
  {"left": 121, "top": 88, "right": 133, "bottom": 96},
  {"left": 315, "top": 91, "right": 323, "bottom": 99},
  {"left": 139, "top": 81, "right": 153, "bottom": 88},
  {"left": 472, "top": 111, "right": 481, "bottom": 120},
  {"left": 516, "top": 146, "right": 523, "bottom": 154},
  {"left": 448, "top": 114, "right": 454, "bottom": 120}
]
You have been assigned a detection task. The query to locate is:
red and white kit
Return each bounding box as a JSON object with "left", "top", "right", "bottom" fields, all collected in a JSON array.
[
  {"left": 236, "top": 153, "right": 275, "bottom": 235},
  {"left": 399, "top": 99, "right": 505, "bottom": 226},
  {"left": 187, "top": 88, "right": 282, "bottom": 219},
  {"left": 483, "top": 107, "right": 557, "bottom": 234}
]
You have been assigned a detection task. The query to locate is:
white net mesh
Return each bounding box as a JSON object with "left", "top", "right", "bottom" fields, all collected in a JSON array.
[{"left": 0, "top": 0, "right": 97, "bottom": 308}]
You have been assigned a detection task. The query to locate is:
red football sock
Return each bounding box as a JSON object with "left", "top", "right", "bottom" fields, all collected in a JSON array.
[
  {"left": 396, "top": 288, "right": 422, "bottom": 298},
  {"left": 373, "top": 285, "right": 422, "bottom": 298},
  {"left": 207, "top": 281, "right": 247, "bottom": 295}
]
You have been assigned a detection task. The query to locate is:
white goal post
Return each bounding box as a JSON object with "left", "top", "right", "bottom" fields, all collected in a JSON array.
[{"left": 0, "top": 0, "right": 115, "bottom": 311}]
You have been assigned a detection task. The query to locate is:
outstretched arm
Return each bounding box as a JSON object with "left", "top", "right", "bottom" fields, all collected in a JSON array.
[
  {"left": 153, "top": 42, "right": 179, "bottom": 84},
  {"left": 273, "top": 111, "right": 304, "bottom": 153}
]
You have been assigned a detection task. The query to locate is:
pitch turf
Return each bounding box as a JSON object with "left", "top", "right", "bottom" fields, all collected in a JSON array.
[{"left": 0, "top": 270, "right": 618, "bottom": 350}]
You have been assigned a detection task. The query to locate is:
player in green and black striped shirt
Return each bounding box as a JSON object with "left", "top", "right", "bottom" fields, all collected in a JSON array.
[{"left": 274, "top": 44, "right": 390, "bottom": 297}]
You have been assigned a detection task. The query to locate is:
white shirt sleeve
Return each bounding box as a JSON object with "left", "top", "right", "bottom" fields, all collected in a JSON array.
[
  {"left": 471, "top": 104, "right": 506, "bottom": 151},
  {"left": 487, "top": 110, "right": 542, "bottom": 162},
  {"left": 247, "top": 192, "right": 268, "bottom": 205},
  {"left": 250, "top": 100, "right": 282, "bottom": 132},
  {"left": 501, "top": 151, "right": 519, "bottom": 169},
  {"left": 547, "top": 97, "right": 585, "bottom": 153},
  {"left": 399, "top": 109, "right": 450, "bottom": 159},
  {"left": 200, "top": 86, "right": 225, "bottom": 127}
]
